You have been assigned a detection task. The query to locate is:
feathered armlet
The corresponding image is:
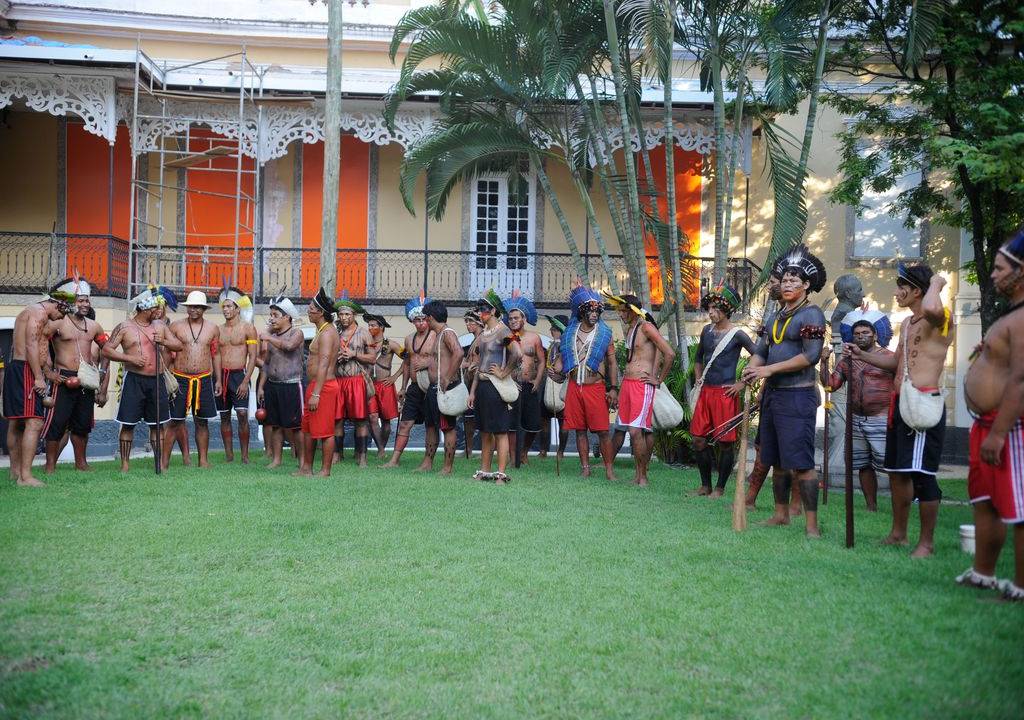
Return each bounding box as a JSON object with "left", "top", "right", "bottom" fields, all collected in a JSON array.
[{"left": 800, "top": 325, "right": 826, "bottom": 340}]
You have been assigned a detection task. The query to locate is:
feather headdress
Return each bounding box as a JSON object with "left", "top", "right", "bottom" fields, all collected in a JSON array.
[
  {"left": 334, "top": 290, "right": 365, "bottom": 316},
  {"left": 50, "top": 269, "right": 90, "bottom": 302},
  {"left": 363, "top": 312, "right": 391, "bottom": 329},
  {"left": 839, "top": 307, "right": 894, "bottom": 348},
  {"left": 998, "top": 227, "right": 1024, "bottom": 267},
  {"left": 476, "top": 288, "right": 506, "bottom": 317},
  {"left": 699, "top": 282, "right": 742, "bottom": 315},
  {"left": 772, "top": 244, "right": 827, "bottom": 293},
  {"left": 405, "top": 293, "right": 430, "bottom": 321},
  {"left": 219, "top": 279, "right": 254, "bottom": 323},
  {"left": 269, "top": 294, "right": 301, "bottom": 321},
  {"left": 503, "top": 289, "right": 537, "bottom": 325},
  {"left": 312, "top": 287, "right": 335, "bottom": 319},
  {"left": 569, "top": 278, "right": 602, "bottom": 318},
  {"left": 544, "top": 314, "right": 568, "bottom": 334},
  {"left": 602, "top": 290, "right": 655, "bottom": 323}
]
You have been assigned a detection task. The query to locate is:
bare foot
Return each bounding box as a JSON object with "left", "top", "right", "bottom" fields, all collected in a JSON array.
[
  {"left": 292, "top": 468, "right": 312, "bottom": 477},
  {"left": 75, "top": 462, "right": 92, "bottom": 471},
  {"left": 199, "top": 460, "right": 211, "bottom": 469},
  {"left": 866, "top": 504, "right": 878, "bottom": 512},
  {"left": 762, "top": 515, "right": 790, "bottom": 527},
  {"left": 414, "top": 462, "right": 433, "bottom": 473},
  {"left": 43, "top": 466, "right": 56, "bottom": 475},
  {"left": 605, "top": 468, "right": 617, "bottom": 482},
  {"left": 688, "top": 487, "right": 711, "bottom": 497},
  {"left": 439, "top": 468, "right": 453, "bottom": 476},
  {"left": 881, "top": 534, "right": 909, "bottom": 546},
  {"left": 790, "top": 507, "right": 803, "bottom": 517},
  {"left": 317, "top": 469, "right": 331, "bottom": 477},
  {"left": 381, "top": 460, "right": 400, "bottom": 468},
  {"left": 17, "top": 476, "right": 46, "bottom": 487},
  {"left": 634, "top": 478, "right": 648, "bottom": 487},
  {"left": 806, "top": 527, "right": 822, "bottom": 538},
  {"left": 378, "top": 450, "right": 388, "bottom": 460},
  {"left": 709, "top": 488, "right": 724, "bottom": 499},
  {"left": 267, "top": 460, "right": 282, "bottom": 469},
  {"left": 580, "top": 465, "right": 592, "bottom": 478},
  {"left": 495, "top": 478, "right": 507, "bottom": 485},
  {"left": 910, "top": 543, "right": 934, "bottom": 558},
  {"left": 224, "top": 452, "right": 234, "bottom": 463},
  {"left": 241, "top": 455, "right": 249, "bottom": 465},
  {"left": 358, "top": 458, "right": 368, "bottom": 469},
  {"left": 745, "top": 503, "right": 757, "bottom": 511},
  {"left": 120, "top": 462, "right": 130, "bottom": 473}
]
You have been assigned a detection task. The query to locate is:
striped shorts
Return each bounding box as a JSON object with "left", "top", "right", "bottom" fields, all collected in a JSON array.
[{"left": 851, "top": 414, "right": 887, "bottom": 471}]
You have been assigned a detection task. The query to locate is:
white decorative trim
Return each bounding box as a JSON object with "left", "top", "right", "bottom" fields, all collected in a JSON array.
[{"left": 0, "top": 70, "right": 115, "bottom": 143}]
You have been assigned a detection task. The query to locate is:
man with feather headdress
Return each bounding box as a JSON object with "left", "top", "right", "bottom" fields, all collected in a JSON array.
[
  {"left": 819, "top": 307, "right": 896, "bottom": 512},
  {"left": 549, "top": 279, "right": 619, "bottom": 481},
  {"left": 504, "top": 289, "right": 545, "bottom": 464},
  {"left": 742, "top": 245, "right": 828, "bottom": 538},
  {"left": 333, "top": 292, "right": 374, "bottom": 468},
  {"left": 217, "top": 284, "right": 258, "bottom": 464}
]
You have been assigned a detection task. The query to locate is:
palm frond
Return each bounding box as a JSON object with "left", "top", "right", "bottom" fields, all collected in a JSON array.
[
  {"left": 902, "top": 0, "right": 948, "bottom": 71},
  {"left": 758, "top": 118, "right": 808, "bottom": 282}
]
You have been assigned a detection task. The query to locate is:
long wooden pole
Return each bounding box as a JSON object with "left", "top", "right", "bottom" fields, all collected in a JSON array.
[
  {"left": 732, "top": 386, "right": 751, "bottom": 531},
  {"left": 319, "top": 0, "right": 343, "bottom": 296},
  {"left": 844, "top": 354, "right": 854, "bottom": 548}
]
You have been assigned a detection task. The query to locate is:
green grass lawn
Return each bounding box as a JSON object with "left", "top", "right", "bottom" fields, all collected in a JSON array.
[{"left": 1, "top": 451, "right": 1021, "bottom": 719}]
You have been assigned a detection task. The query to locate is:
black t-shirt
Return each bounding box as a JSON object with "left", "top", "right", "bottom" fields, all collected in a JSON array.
[{"left": 696, "top": 324, "right": 756, "bottom": 386}]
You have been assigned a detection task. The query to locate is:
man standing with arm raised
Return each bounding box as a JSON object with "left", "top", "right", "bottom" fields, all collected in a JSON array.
[
  {"left": 383, "top": 296, "right": 437, "bottom": 470},
  {"left": 741, "top": 245, "right": 828, "bottom": 538},
  {"left": 605, "top": 292, "right": 676, "bottom": 487},
  {"left": 957, "top": 228, "right": 1024, "bottom": 601},
  {"left": 852, "top": 263, "right": 953, "bottom": 557},
  {"left": 257, "top": 296, "right": 305, "bottom": 470},
  {"left": 364, "top": 312, "right": 405, "bottom": 458},
  {"left": 165, "top": 291, "right": 222, "bottom": 469},
  {"left": 297, "top": 288, "right": 341, "bottom": 477},
  {"left": 4, "top": 282, "right": 73, "bottom": 486},
  {"left": 42, "top": 279, "right": 111, "bottom": 473},
  {"left": 217, "top": 286, "right": 258, "bottom": 464}
]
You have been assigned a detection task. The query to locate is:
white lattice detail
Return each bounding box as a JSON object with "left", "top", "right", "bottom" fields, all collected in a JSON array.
[{"left": 0, "top": 72, "right": 115, "bottom": 142}]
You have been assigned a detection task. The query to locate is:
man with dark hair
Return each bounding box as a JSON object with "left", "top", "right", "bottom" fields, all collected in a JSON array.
[
  {"left": 851, "top": 262, "right": 952, "bottom": 557},
  {"left": 217, "top": 286, "right": 258, "bottom": 464},
  {"left": 550, "top": 280, "right": 619, "bottom": 481},
  {"left": 257, "top": 296, "right": 305, "bottom": 469},
  {"left": 422, "top": 300, "right": 465, "bottom": 475},
  {"left": 540, "top": 314, "right": 569, "bottom": 460},
  {"left": 742, "top": 245, "right": 828, "bottom": 537},
  {"left": 690, "top": 284, "right": 755, "bottom": 497},
  {"left": 467, "top": 290, "right": 521, "bottom": 483},
  {"left": 958, "top": 228, "right": 1024, "bottom": 600},
  {"left": 820, "top": 312, "right": 896, "bottom": 511},
  {"left": 297, "top": 288, "right": 341, "bottom": 477},
  {"left": 364, "top": 313, "right": 404, "bottom": 458},
  {"left": 4, "top": 281, "right": 73, "bottom": 486},
  {"left": 460, "top": 310, "right": 484, "bottom": 459},
  {"left": 41, "top": 280, "right": 111, "bottom": 473}
]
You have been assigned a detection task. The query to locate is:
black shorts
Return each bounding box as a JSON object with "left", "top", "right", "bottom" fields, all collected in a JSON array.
[
  {"left": 401, "top": 382, "right": 455, "bottom": 430},
  {"left": 117, "top": 371, "right": 170, "bottom": 427},
  {"left": 2, "top": 359, "right": 44, "bottom": 420},
  {"left": 476, "top": 379, "right": 512, "bottom": 434},
  {"left": 758, "top": 386, "right": 819, "bottom": 471},
  {"left": 514, "top": 381, "right": 542, "bottom": 433},
  {"left": 44, "top": 369, "right": 94, "bottom": 440},
  {"left": 264, "top": 380, "right": 303, "bottom": 430},
  {"left": 170, "top": 372, "right": 218, "bottom": 421},
  {"left": 884, "top": 398, "right": 945, "bottom": 501},
  {"left": 217, "top": 368, "right": 249, "bottom": 413}
]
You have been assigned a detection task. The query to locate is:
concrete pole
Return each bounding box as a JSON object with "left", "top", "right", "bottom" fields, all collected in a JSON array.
[{"left": 320, "top": 0, "right": 344, "bottom": 296}]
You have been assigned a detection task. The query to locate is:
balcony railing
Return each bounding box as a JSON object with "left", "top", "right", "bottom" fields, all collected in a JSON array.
[{"left": 0, "top": 232, "right": 759, "bottom": 312}]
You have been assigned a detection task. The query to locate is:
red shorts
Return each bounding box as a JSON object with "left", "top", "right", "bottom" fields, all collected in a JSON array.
[
  {"left": 370, "top": 380, "right": 399, "bottom": 421},
  {"left": 968, "top": 412, "right": 1024, "bottom": 524},
  {"left": 690, "top": 384, "right": 739, "bottom": 442},
  {"left": 616, "top": 378, "right": 655, "bottom": 430},
  {"left": 563, "top": 380, "right": 610, "bottom": 432},
  {"left": 301, "top": 378, "right": 340, "bottom": 440},
  {"left": 335, "top": 375, "right": 369, "bottom": 421}
]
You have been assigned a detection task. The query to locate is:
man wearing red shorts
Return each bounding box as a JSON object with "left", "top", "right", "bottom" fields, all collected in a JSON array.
[
  {"left": 691, "top": 284, "right": 756, "bottom": 497},
  {"left": 550, "top": 280, "right": 618, "bottom": 480},
  {"left": 958, "top": 228, "right": 1024, "bottom": 601},
  {"left": 364, "top": 313, "right": 404, "bottom": 458},
  {"left": 604, "top": 293, "right": 675, "bottom": 487},
  {"left": 298, "top": 288, "right": 341, "bottom": 477},
  {"left": 333, "top": 294, "right": 373, "bottom": 467}
]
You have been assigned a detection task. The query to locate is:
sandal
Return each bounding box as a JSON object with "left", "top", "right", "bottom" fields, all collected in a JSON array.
[
  {"left": 472, "top": 470, "right": 486, "bottom": 481},
  {"left": 955, "top": 567, "right": 998, "bottom": 590},
  {"left": 494, "top": 472, "right": 510, "bottom": 483},
  {"left": 997, "top": 579, "right": 1024, "bottom": 602}
]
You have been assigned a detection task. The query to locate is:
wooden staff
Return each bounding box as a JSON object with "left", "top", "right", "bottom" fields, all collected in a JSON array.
[
  {"left": 822, "top": 387, "right": 830, "bottom": 505},
  {"left": 732, "top": 384, "right": 752, "bottom": 532},
  {"left": 154, "top": 340, "right": 163, "bottom": 475},
  {"left": 844, "top": 352, "right": 854, "bottom": 548}
]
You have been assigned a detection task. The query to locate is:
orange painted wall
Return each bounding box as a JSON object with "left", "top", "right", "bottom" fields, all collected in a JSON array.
[
  {"left": 184, "top": 128, "right": 257, "bottom": 291},
  {"left": 638, "top": 147, "right": 703, "bottom": 305},
  {"left": 300, "top": 137, "right": 370, "bottom": 298},
  {"left": 65, "top": 122, "right": 132, "bottom": 288}
]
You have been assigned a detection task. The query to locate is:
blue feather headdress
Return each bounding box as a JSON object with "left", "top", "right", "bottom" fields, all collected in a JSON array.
[
  {"left": 503, "top": 289, "right": 537, "bottom": 326},
  {"left": 405, "top": 293, "right": 430, "bottom": 321},
  {"left": 840, "top": 308, "right": 893, "bottom": 348}
]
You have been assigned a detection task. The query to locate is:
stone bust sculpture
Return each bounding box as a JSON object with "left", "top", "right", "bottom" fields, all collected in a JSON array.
[{"left": 831, "top": 274, "right": 864, "bottom": 337}]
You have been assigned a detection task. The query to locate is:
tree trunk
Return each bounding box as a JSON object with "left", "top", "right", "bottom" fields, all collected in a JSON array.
[
  {"left": 320, "top": 0, "right": 344, "bottom": 296},
  {"left": 711, "top": 48, "right": 728, "bottom": 283},
  {"left": 664, "top": 0, "right": 688, "bottom": 367},
  {"left": 533, "top": 155, "right": 588, "bottom": 281},
  {"left": 720, "top": 58, "right": 748, "bottom": 266}
]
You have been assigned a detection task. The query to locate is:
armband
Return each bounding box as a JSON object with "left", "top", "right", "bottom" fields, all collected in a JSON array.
[
  {"left": 245, "top": 339, "right": 258, "bottom": 345},
  {"left": 95, "top": 332, "right": 109, "bottom": 347},
  {"left": 800, "top": 325, "right": 826, "bottom": 340},
  {"left": 210, "top": 337, "right": 219, "bottom": 355}
]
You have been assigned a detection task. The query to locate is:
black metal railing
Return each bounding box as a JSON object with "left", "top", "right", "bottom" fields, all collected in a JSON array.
[
  {"left": 0, "top": 232, "right": 759, "bottom": 312},
  {"left": 0, "top": 232, "right": 129, "bottom": 297}
]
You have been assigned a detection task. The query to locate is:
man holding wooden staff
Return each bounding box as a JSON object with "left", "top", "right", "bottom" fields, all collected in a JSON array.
[{"left": 741, "top": 245, "right": 828, "bottom": 538}]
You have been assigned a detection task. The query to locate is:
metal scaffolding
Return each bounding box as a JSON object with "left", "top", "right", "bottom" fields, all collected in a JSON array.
[{"left": 126, "top": 41, "right": 264, "bottom": 298}]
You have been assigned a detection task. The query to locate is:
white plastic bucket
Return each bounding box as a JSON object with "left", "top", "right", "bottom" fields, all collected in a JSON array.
[{"left": 959, "top": 524, "right": 976, "bottom": 555}]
